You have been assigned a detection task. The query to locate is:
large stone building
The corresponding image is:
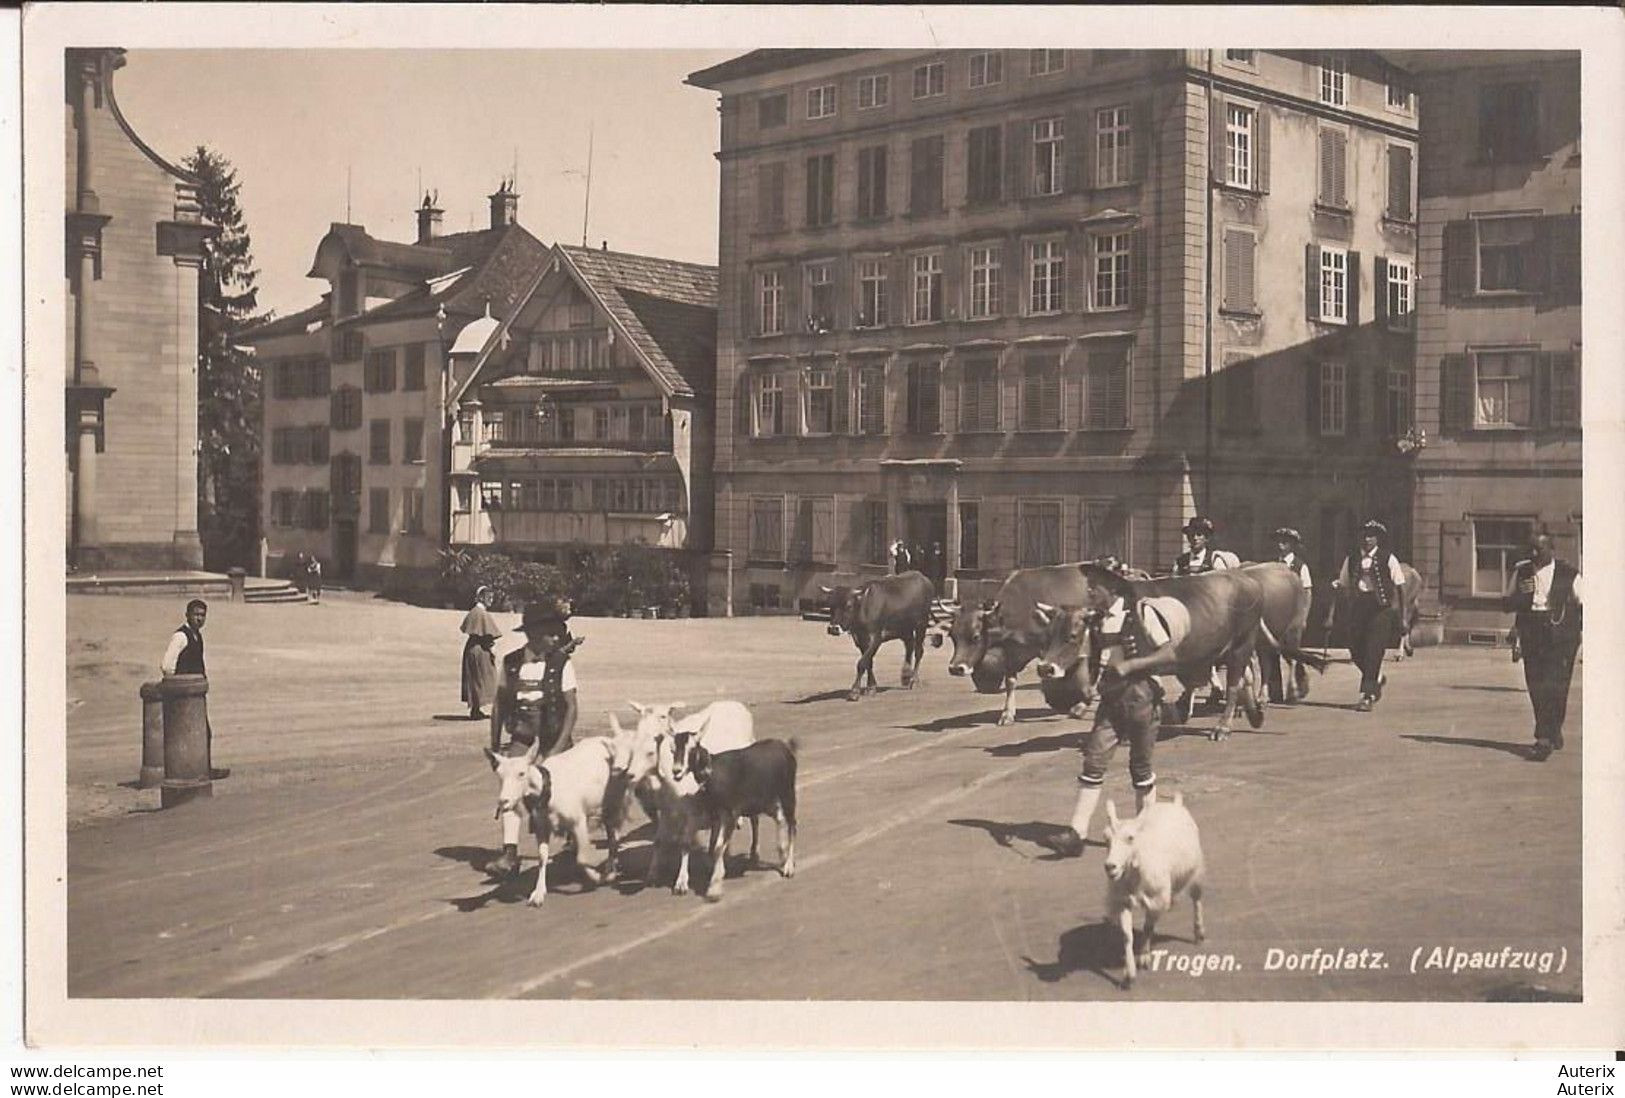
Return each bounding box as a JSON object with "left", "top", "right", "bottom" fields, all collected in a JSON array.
[
  {"left": 243, "top": 185, "right": 549, "bottom": 590},
  {"left": 448, "top": 244, "right": 718, "bottom": 564},
  {"left": 1385, "top": 51, "right": 1581, "bottom": 642},
  {"left": 687, "top": 49, "right": 1421, "bottom": 613},
  {"left": 65, "top": 48, "right": 214, "bottom": 571}
]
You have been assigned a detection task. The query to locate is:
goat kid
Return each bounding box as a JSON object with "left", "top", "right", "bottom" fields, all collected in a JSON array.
[
  {"left": 1102, "top": 792, "right": 1207, "bottom": 988},
  {"left": 688, "top": 739, "right": 798, "bottom": 903},
  {"left": 485, "top": 731, "right": 650, "bottom": 907}
]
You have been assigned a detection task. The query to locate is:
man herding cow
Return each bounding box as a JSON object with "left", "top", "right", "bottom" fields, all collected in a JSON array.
[{"left": 1331, "top": 519, "right": 1408, "bottom": 712}]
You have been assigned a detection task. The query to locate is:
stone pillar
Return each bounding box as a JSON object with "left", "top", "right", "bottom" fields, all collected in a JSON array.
[
  {"left": 944, "top": 474, "right": 961, "bottom": 604},
  {"left": 158, "top": 674, "right": 212, "bottom": 808},
  {"left": 138, "top": 681, "right": 164, "bottom": 789}
]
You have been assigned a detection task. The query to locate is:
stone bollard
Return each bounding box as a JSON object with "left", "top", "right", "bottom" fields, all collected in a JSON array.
[
  {"left": 227, "top": 566, "right": 246, "bottom": 601},
  {"left": 138, "top": 680, "right": 165, "bottom": 789},
  {"left": 158, "top": 673, "right": 212, "bottom": 808}
]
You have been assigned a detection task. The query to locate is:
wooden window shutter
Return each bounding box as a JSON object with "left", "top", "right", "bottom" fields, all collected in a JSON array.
[
  {"left": 960, "top": 365, "right": 979, "bottom": 431},
  {"left": 812, "top": 497, "right": 835, "bottom": 562},
  {"left": 1443, "top": 220, "right": 1477, "bottom": 300},
  {"left": 1387, "top": 145, "right": 1413, "bottom": 220},
  {"left": 1305, "top": 243, "right": 1322, "bottom": 322},
  {"left": 1529, "top": 217, "right": 1554, "bottom": 294},
  {"left": 1002, "top": 234, "right": 1023, "bottom": 316},
  {"left": 834, "top": 366, "right": 851, "bottom": 434},
  {"left": 943, "top": 245, "right": 964, "bottom": 322},
  {"left": 1533, "top": 351, "right": 1552, "bottom": 429},
  {"left": 1373, "top": 256, "right": 1389, "bottom": 326},
  {"left": 1066, "top": 233, "right": 1088, "bottom": 313},
  {"left": 1132, "top": 99, "right": 1151, "bottom": 181},
  {"left": 1346, "top": 363, "right": 1362, "bottom": 438},
  {"left": 1305, "top": 361, "right": 1322, "bottom": 436},
  {"left": 1224, "top": 229, "right": 1255, "bottom": 311},
  {"left": 1254, "top": 108, "right": 1271, "bottom": 193},
  {"left": 1046, "top": 361, "right": 1062, "bottom": 428},
  {"left": 1006, "top": 120, "right": 1029, "bottom": 201},
  {"left": 1439, "top": 353, "right": 1471, "bottom": 435},
  {"left": 831, "top": 256, "right": 849, "bottom": 331},
  {"left": 1209, "top": 94, "right": 1227, "bottom": 183},
  {"left": 1438, "top": 520, "right": 1472, "bottom": 600},
  {"left": 734, "top": 371, "right": 753, "bottom": 438},
  {"left": 1067, "top": 107, "right": 1090, "bottom": 194},
  {"left": 1108, "top": 348, "right": 1129, "bottom": 428},
  {"left": 1549, "top": 212, "right": 1582, "bottom": 305},
  {"left": 1129, "top": 228, "right": 1148, "bottom": 311},
  {"left": 1318, "top": 129, "right": 1347, "bottom": 207},
  {"left": 926, "top": 363, "right": 942, "bottom": 432},
  {"left": 1346, "top": 251, "right": 1362, "bottom": 326}
]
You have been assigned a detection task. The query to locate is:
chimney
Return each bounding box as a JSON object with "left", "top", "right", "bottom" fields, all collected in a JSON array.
[
  {"left": 416, "top": 190, "right": 443, "bottom": 243},
  {"left": 488, "top": 177, "right": 519, "bottom": 229}
]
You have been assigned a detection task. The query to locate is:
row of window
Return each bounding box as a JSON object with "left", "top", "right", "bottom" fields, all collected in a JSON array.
[
  {"left": 755, "top": 229, "right": 1142, "bottom": 336},
  {"left": 480, "top": 402, "right": 672, "bottom": 447},
  {"left": 759, "top": 50, "right": 1077, "bottom": 130},
  {"left": 1443, "top": 213, "right": 1581, "bottom": 299},
  {"left": 759, "top": 52, "right": 1402, "bottom": 130},
  {"left": 744, "top": 495, "right": 1128, "bottom": 572},
  {"left": 474, "top": 477, "right": 685, "bottom": 516},
  {"left": 526, "top": 329, "right": 636, "bottom": 375},
  {"left": 744, "top": 345, "right": 1131, "bottom": 439},
  {"left": 269, "top": 489, "right": 330, "bottom": 531},
  {"left": 270, "top": 426, "right": 330, "bottom": 465},
  {"left": 270, "top": 357, "right": 332, "bottom": 399},
  {"left": 1301, "top": 245, "right": 1413, "bottom": 328},
  {"left": 363, "top": 345, "right": 429, "bottom": 393},
  {"left": 758, "top": 109, "right": 1143, "bottom": 235},
  {"left": 365, "top": 488, "right": 427, "bottom": 535},
  {"left": 368, "top": 417, "right": 427, "bottom": 465}
]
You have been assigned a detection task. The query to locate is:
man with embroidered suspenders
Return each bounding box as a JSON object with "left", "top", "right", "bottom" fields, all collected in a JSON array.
[
  {"left": 1262, "top": 527, "right": 1314, "bottom": 704},
  {"left": 1503, "top": 533, "right": 1583, "bottom": 762},
  {"left": 1332, "top": 519, "right": 1407, "bottom": 712},
  {"left": 1054, "top": 561, "right": 1177, "bottom": 858},
  {"left": 487, "top": 602, "right": 580, "bottom": 879},
  {"left": 158, "top": 599, "right": 230, "bottom": 780},
  {"left": 1172, "top": 515, "right": 1240, "bottom": 707}
]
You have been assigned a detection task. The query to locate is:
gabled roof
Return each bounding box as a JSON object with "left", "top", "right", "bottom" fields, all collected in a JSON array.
[
  {"left": 558, "top": 246, "right": 718, "bottom": 399},
  {"left": 237, "top": 299, "right": 329, "bottom": 345}
]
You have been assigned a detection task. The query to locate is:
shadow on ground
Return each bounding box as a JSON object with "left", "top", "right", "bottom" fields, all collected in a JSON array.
[
  {"left": 911, "top": 706, "right": 1061, "bottom": 734},
  {"left": 1400, "top": 733, "right": 1533, "bottom": 759},
  {"left": 1447, "top": 685, "right": 1527, "bottom": 694},
  {"left": 948, "top": 817, "right": 1093, "bottom": 861},
  {"left": 1022, "top": 922, "right": 1124, "bottom": 988}
]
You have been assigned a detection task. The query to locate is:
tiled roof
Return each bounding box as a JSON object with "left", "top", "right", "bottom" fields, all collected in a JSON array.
[
  {"left": 346, "top": 224, "right": 550, "bottom": 328},
  {"left": 559, "top": 246, "right": 718, "bottom": 399},
  {"left": 238, "top": 299, "right": 329, "bottom": 344}
]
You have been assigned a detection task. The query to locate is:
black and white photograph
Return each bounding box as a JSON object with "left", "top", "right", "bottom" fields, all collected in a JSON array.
[{"left": 16, "top": 3, "right": 1625, "bottom": 1058}]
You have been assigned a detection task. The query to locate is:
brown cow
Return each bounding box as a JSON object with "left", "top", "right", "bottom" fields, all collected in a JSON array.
[{"left": 821, "top": 570, "right": 936, "bottom": 702}]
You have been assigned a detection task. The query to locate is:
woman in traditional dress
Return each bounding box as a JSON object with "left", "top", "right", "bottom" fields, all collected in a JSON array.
[{"left": 460, "top": 586, "right": 503, "bottom": 720}]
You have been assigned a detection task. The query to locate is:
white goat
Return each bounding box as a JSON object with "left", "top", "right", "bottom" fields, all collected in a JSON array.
[
  {"left": 484, "top": 729, "right": 654, "bottom": 908},
  {"left": 1101, "top": 792, "right": 1207, "bottom": 988},
  {"left": 625, "top": 700, "right": 754, "bottom": 895}
]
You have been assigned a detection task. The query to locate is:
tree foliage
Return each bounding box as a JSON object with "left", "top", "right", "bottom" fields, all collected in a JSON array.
[{"left": 185, "top": 146, "right": 267, "bottom": 570}]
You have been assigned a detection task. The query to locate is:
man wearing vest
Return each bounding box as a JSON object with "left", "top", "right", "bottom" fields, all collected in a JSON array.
[
  {"left": 158, "top": 599, "right": 230, "bottom": 780},
  {"left": 1503, "top": 533, "right": 1583, "bottom": 762},
  {"left": 1173, "top": 515, "right": 1240, "bottom": 707},
  {"left": 1332, "top": 520, "right": 1407, "bottom": 713},
  {"left": 1262, "top": 527, "right": 1314, "bottom": 704},
  {"left": 1054, "top": 562, "right": 1176, "bottom": 858},
  {"left": 487, "top": 602, "right": 580, "bottom": 879}
]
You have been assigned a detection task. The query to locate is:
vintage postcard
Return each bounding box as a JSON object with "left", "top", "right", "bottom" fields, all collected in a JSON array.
[{"left": 18, "top": 3, "right": 1625, "bottom": 1052}]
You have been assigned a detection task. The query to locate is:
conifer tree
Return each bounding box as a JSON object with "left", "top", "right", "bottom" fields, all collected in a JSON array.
[{"left": 184, "top": 146, "right": 266, "bottom": 569}]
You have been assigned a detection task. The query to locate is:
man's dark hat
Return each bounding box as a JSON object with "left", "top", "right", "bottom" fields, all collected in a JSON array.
[
  {"left": 519, "top": 603, "right": 568, "bottom": 637},
  {"left": 1182, "top": 516, "right": 1215, "bottom": 536},
  {"left": 1273, "top": 527, "right": 1302, "bottom": 544}
]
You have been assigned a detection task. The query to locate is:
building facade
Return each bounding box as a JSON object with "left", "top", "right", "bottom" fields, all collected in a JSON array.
[
  {"left": 688, "top": 49, "right": 1420, "bottom": 612},
  {"left": 65, "top": 48, "right": 214, "bottom": 571},
  {"left": 244, "top": 186, "right": 550, "bottom": 592},
  {"left": 1387, "top": 51, "right": 1581, "bottom": 641},
  {"left": 447, "top": 244, "right": 718, "bottom": 563}
]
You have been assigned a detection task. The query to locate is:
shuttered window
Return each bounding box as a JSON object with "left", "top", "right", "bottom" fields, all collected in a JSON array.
[
  {"left": 1319, "top": 52, "right": 1347, "bottom": 106},
  {"left": 749, "top": 497, "right": 786, "bottom": 560},
  {"left": 804, "top": 365, "right": 835, "bottom": 434},
  {"left": 403, "top": 344, "right": 426, "bottom": 391},
  {"left": 1080, "top": 499, "right": 1128, "bottom": 561},
  {"left": 856, "top": 146, "right": 888, "bottom": 219},
  {"left": 364, "top": 349, "right": 397, "bottom": 393},
  {"left": 1317, "top": 128, "right": 1348, "bottom": 208},
  {"left": 1548, "top": 351, "right": 1580, "bottom": 428},
  {"left": 905, "top": 360, "right": 942, "bottom": 434},
  {"left": 1084, "top": 344, "right": 1130, "bottom": 430},
  {"left": 1472, "top": 518, "right": 1535, "bottom": 596},
  {"left": 1472, "top": 349, "right": 1535, "bottom": 428},
  {"left": 369, "top": 419, "right": 391, "bottom": 464},
  {"left": 967, "top": 125, "right": 1003, "bottom": 205},
  {"left": 1225, "top": 104, "right": 1254, "bottom": 189},
  {"left": 804, "top": 154, "right": 835, "bottom": 227},
  {"left": 1017, "top": 500, "right": 1063, "bottom": 567},
  {"left": 1319, "top": 246, "right": 1349, "bottom": 323},
  {"left": 856, "top": 364, "right": 887, "bottom": 435},
  {"left": 757, "top": 162, "right": 786, "bottom": 229},
  {"left": 1478, "top": 83, "right": 1538, "bottom": 163},
  {"left": 1386, "top": 145, "right": 1414, "bottom": 221},
  {"left": 330, "top": 387, "right": 361, "bottom": 431},
  {"left": 1020, "top": 352, "right": 1063, "bottom": 431},
  {"left": 368, "top": 488, "right": 390, "bottom": 534},
  {"left": 1223, "top": 228, "right": 1257, "bottom": 311},
  {"left": 959, "top": 357, "right": 1001, "bottom": 432},
  {"left": 959, "top": 502, "right": 981, "bottom": 570},
  {"left": 910, "top": 135, "right": 946, "bottom": 214},
  {"left": 1318, "top": 362, "right": 1347, "bottom": 436},
  {"left": 793, "top": 497, "right": 836, "bottom": 562}
]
